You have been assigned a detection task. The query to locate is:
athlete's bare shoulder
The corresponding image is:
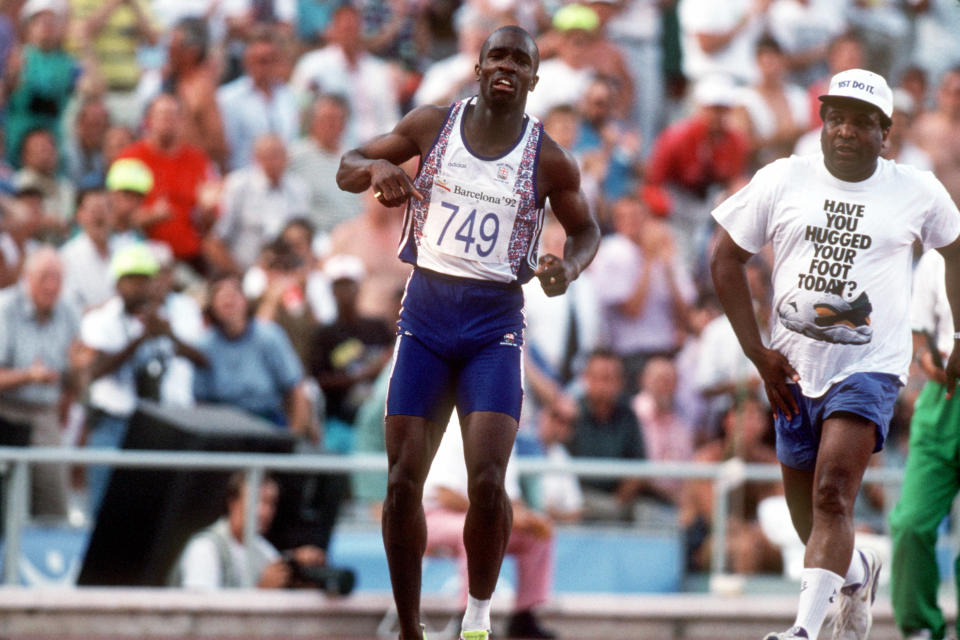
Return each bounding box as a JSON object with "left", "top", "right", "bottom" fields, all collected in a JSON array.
[
  {"left": 536, "top": 129, "right": 581, "bottom": 199},
  {"left": 395, "top": 104, "right": 455, "bottom": 156}
]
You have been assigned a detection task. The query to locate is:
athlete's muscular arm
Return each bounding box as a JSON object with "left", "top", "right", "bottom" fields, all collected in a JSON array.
[
  {"left": 336, "top": 106, "right": 446, "bottom": 208},
  {"left": 535, "top": 136, "right": 600, "bottom": 297},
  {"left": 936, "top": 234, "right": 960, "bottom": 396},
  {"left": 710, "top": 229, "right": 800, "bottom": 418}
]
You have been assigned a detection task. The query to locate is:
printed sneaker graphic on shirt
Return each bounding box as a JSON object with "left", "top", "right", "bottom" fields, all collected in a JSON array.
[{"left": 778, "top": 291, "right": 873, "bottom": 345}]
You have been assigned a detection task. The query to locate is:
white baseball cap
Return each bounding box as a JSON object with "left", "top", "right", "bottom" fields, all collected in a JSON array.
[
  {"left": 819, "top": 68, "right": 893, "bottom": 120},
  {"left": 693, "top": 75, "right": 739, "bottom": 108},
  {"left": 323, "top": 254, "right": 366, "bottom": 283},
  {"left": 20, "top": 0, "right": 67, "bottom": 22}
]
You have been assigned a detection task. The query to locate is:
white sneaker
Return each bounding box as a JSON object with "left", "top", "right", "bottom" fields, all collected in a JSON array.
[
  {"left": 765, "top": 626, "right": 810, "bottom": 640},
  {"left": 832, "top": 549, "right": 882, "bottom": 640},
  {"left": 904, "top": 630, "right": 932, "bottom": 640}
]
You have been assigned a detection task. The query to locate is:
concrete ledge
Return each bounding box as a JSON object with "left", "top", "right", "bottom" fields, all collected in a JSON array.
[{"left": 0, "top": 587, "right": 952, "bottom": 638}]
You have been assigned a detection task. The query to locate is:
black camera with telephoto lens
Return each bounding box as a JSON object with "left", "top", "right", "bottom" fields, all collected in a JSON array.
[{"left": 281, "top": 552, "right": 356, "bottom": 596}]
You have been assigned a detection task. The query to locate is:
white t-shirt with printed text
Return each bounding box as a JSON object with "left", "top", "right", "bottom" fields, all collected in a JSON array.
[{"left": 712, "top": 153, "right": 960, "bottom": 396}]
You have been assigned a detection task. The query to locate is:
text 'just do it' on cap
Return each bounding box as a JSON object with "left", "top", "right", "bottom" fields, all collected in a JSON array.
[{"left": 819, "top": 68, "right": 893, "bottom": 120}]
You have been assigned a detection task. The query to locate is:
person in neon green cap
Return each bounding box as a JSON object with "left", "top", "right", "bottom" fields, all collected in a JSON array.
[
  {"left": 80, "top": 241, "right": 207, "bottom": 516},
  {"left": 105, "top": 157, "right": 153, "bottom": 241}
]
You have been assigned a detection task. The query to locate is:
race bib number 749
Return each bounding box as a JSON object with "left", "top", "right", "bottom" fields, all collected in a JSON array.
[{"left": 422, "top": 177, "right": 519, "bottom": 264}]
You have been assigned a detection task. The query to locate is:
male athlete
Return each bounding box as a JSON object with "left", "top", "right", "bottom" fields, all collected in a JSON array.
[
  {"left": 337, "top": 26, "right": 600, "bottom": 640},
  {"left": 711, "top": 68, "right": 960, "bottom": 640}
]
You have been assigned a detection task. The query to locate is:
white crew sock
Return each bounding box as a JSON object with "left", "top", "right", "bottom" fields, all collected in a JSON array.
[
  {"left": 842, "top": 549, "right": 866, "bottom": 590},
  {"left": 462, "top": 594, "right": 492, "bottom": 632},
  {"left": 794, "top": 568, "right": 845, "bottom": 640}
]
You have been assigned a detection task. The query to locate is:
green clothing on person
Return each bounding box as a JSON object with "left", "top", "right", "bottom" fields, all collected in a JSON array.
[
  {"left": 889, "top": 381, "right": 960, "bottom": 640},
  {"left": 5, "top": 45, "right": 77, "bottom": 166}
]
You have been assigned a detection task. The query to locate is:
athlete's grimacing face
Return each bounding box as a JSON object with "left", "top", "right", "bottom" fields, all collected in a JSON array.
[
  {"left": 476, "top": 30, "right": 539, "bottom": 106},
  {"left": 820, "top": 99, "right": 888, "bottom": 182}
]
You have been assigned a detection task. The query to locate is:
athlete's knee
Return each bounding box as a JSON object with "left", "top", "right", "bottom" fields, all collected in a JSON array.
[
  {"left": 385, "top": 466, "right": 424, "bottom": 510},
  {"left": 811, "top": 475, "right": 856, "bottom": 518},
  {"left": 467, "top": 465, "right": 507, "bottom": 511}
]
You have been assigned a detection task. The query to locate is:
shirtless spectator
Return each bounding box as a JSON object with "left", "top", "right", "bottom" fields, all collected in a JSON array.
[
  {"left": 732, "top": 35, "right": 810, "bottom": 168},
  {"left": 328, "top": 190, "right": 411, "bottom": 324},
  {"left": 158, "top": 17, "right": 228, "bottom": 170},
  {"left": 910, "top": 66, "right": 960, "bottom": 204}
]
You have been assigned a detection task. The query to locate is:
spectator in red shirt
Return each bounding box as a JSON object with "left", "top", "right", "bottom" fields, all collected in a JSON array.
[
  {"left": 645, "top": 75, "right": 749, "bottom": 267},
  {"left": 116, "top": 93, "right": 223, "bottom": 273}
]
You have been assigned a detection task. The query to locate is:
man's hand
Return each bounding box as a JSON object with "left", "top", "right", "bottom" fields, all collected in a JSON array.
[
  {"left": 290, "top": 545, "right": 326, "bottom": 567},
  {"left": 750, "top": 346, "right": 800, "bottom": 419},
  {"left": 945, "top": 347, "right": 960, "bottom": 398},
  {"left": 142, "top": 308, "right": 172, "bottom": 338},
  {"left": 27, "top": 359, "right": 59, "bottom": 385},
  {"left": 917, "top": 349, "right": 948, "bottom": 386},
  {"left": 258, "top": 560, "right": 292, "bottom": 589},
  {"left": 369, "top": 159, "right": 423, "bottom": 208},
  {"left": 535, "top": 254, "right": 576, "bottom": 297},
  {"left": 512, "top": 504, "right": 553, "bottom": 540}
]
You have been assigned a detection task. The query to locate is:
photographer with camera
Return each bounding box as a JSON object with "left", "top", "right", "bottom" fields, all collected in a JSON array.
[
  {"left": 173, "top": 471, "right": 353, "bottom": 594},
  {"left": 79, "top": 242, "right": 207, "bottom": 517}
]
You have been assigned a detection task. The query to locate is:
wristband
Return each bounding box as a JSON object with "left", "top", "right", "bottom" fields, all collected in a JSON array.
[{"left": 955, "top": 332, "right": 960, "bottom": 340}]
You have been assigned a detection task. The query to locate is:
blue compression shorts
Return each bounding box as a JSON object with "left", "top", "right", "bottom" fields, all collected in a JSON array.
[
  {"left": 774, "top": 372, "right": 902, "bottom": 470},
  {"left": 385, "top": 268, "right": 525, "bottom": 424}
]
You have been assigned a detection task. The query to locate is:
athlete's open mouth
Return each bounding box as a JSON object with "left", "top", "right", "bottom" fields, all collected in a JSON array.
[{"left": 492, "top": 77, "right": 515, "bottom": 92}]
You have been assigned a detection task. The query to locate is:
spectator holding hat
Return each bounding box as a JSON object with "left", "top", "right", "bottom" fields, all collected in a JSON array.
[{"left": 80, "top": 242, "right": 205, "bottom": 515}]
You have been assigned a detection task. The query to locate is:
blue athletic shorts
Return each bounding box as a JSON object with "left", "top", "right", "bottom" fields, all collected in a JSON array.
[
  {"left": 385, "top": 268, "right": 525, "bottom": 423},
  {"left": 774, "top": 372, "right": 902, "bottom": 471}
]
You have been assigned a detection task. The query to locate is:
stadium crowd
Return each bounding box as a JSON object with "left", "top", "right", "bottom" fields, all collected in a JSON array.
[{"left": 0, "top": 0, "right": 958, "bottom": 580}]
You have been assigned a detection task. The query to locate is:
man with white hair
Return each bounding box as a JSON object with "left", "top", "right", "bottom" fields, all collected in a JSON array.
[
  {"left": 210, "top": 133, "right": 310, "bottom": 272},
  {"left": 0, "top": 246, "right": 79, "bottom": 518}
]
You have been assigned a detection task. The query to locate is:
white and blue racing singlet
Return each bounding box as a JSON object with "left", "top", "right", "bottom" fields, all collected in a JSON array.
[{"left": 398, "top": 96, "right": 545, "bottom": 284}]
